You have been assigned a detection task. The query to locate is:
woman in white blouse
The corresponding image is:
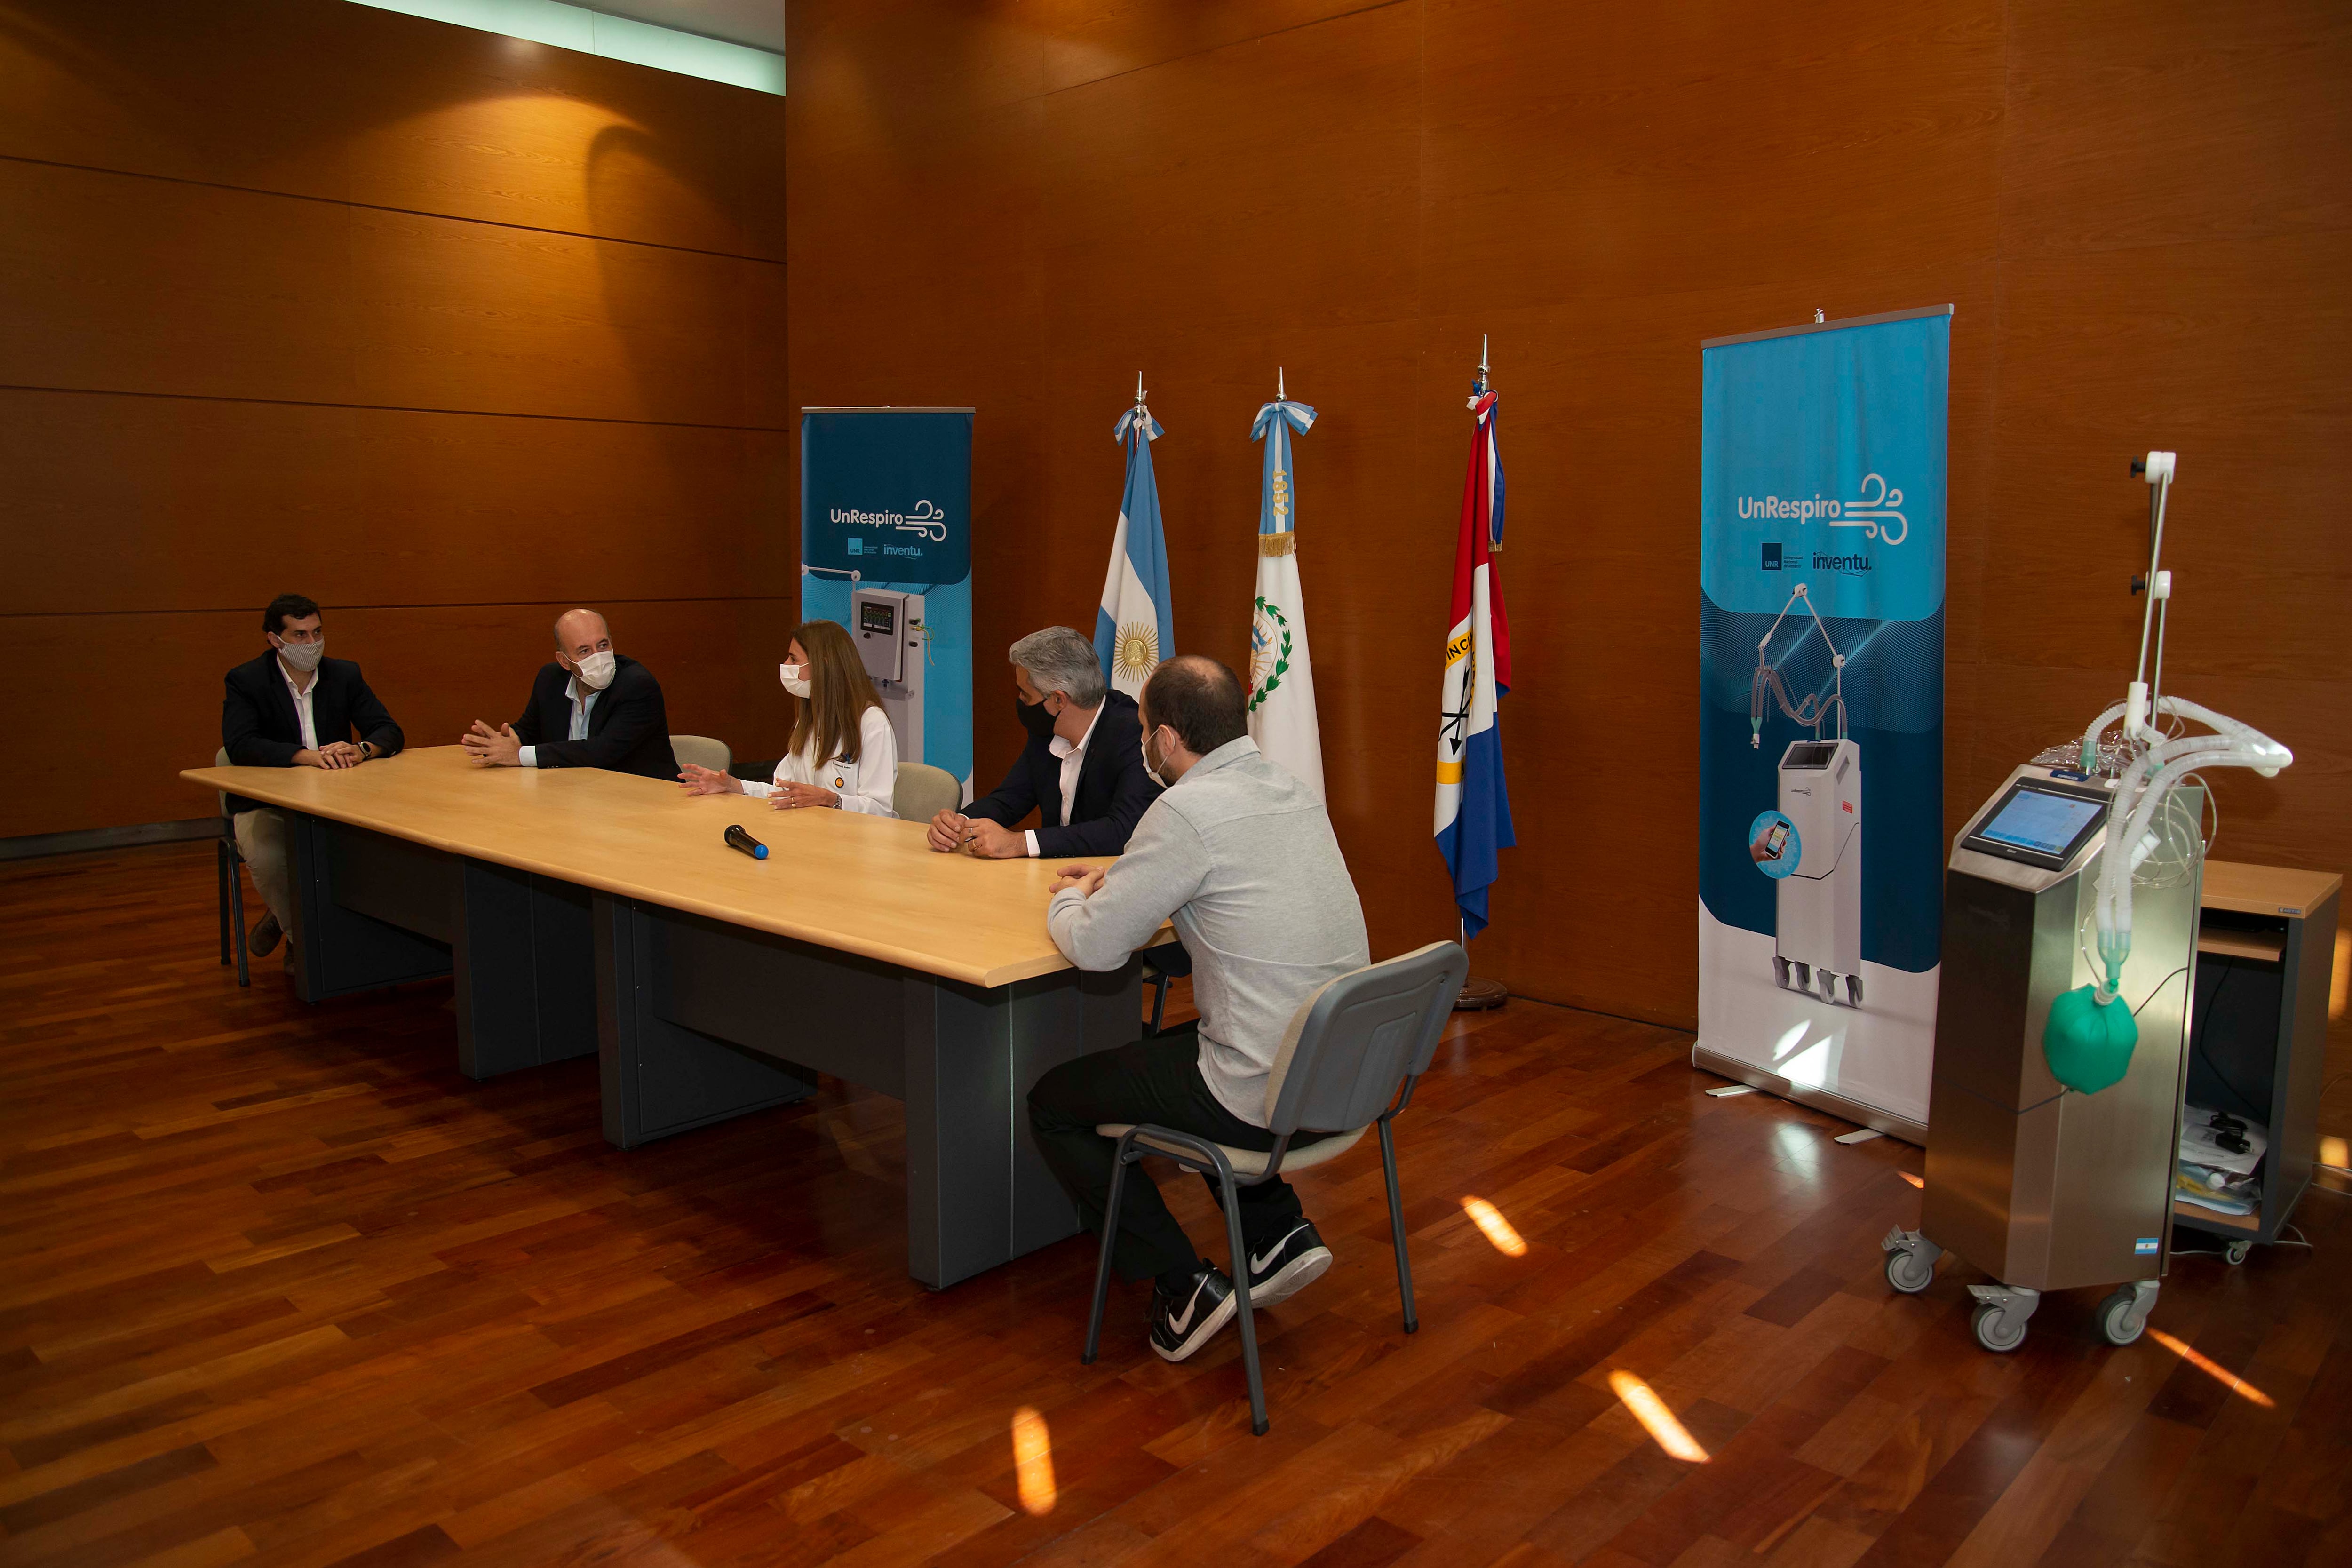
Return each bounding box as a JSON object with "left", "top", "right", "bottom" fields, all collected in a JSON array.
[{"left": 678, "top": 620, "right": 898, "bottom": 814}]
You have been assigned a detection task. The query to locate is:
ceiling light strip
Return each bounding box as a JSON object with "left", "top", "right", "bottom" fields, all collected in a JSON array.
[{"left": 343, "top": 0, "right": 785, "bottom": 95}]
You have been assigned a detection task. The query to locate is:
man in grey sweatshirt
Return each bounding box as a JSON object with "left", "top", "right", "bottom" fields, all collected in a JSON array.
[{"left": 1029, "top": 655, "right": 1371, "bottom": 1362}]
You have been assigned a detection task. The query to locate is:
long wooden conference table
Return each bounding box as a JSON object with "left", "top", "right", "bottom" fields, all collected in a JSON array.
[{"left": 182, "top": 746, "right": 1150, "bottom": 1288}]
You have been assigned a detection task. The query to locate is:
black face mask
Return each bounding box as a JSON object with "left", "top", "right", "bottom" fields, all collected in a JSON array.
[{"left": 1016, "top": 694, "right": 1058, "bottom": 742}]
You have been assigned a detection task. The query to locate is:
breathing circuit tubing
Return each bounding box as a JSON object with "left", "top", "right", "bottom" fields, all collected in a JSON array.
[
  {"left": 1750, "top": 583, "right": 1846, "bottom": 748},
  {"left": 2072, "top": 454, "right": 2291, "bottom": 1005}
]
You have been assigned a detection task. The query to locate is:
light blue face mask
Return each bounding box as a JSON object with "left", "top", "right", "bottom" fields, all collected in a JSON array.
[
  {"left": 273, "top": 636, "right": 325, "bottom": 673},
  {"left": 1140, "top": 726, "right": 1169, "bottom": 788}
]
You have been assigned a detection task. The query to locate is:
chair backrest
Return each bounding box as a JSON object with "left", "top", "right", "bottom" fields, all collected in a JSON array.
[
  {"left": 894, "top": 762, "right": 961, "bottom": 822},
  {"left": 1263, "top": 941, "right": 1469, "bottom": 1134},
  {"left": 671, "top": 734, "right": 731, "bottom": 773},
  {"left": 214, "top": 748, "right": 233, "bottom": 819}
]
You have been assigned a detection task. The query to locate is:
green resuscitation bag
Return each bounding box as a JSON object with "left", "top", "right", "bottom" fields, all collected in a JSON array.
[{"left": 2043, "top": 984, "right": 2139, "bottom": 1094}]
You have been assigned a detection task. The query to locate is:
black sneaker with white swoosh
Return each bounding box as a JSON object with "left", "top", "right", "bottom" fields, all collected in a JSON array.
[
  {"left": 1244, "top": 1221, "right": 1333, "bottom": 1307},
  {"left": 1148, "top": 1266, "right": 1238, "bottom": 1362}
]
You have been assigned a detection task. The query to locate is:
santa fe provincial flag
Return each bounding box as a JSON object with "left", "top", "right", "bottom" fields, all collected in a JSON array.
[
  {"left": 1248, "top": 395, "right": 1324, "bottom": 801},
  {"left": 1097, "top": 402, "right": 1175, "bottom": 700},
  {"left": 1434, "top": 388, "right": 1515, "bottom": 938}
]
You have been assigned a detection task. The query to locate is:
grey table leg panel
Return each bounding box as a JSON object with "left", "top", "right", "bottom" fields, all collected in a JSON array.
[
  {"left": 904, "top": 963, "right": 1141, "bottom": 1289},
  {"left": 454, "top": 860, "right": 597, "bottom": 1079},
  {"left": 659, "top": 911, "right": 906, "bottom": 1098},
  {"left": 591, "top": 891, "right": 1144, "bottom": 1288},
  {"left": 596, "top": 893, "right": 817, "bottom": 1148},
  {"left": 287, "top": 814, "right": 453, "bottom": 1003}
]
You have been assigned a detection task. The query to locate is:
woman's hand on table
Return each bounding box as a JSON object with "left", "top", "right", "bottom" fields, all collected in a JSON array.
[
  {"left": 771, "top": 781, "right": 840, "bottom": 810},
  {"left": 677, "top": 763, "right": 743, "bottom": 796}
]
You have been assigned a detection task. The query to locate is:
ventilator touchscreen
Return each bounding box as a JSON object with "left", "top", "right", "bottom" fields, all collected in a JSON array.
[{"left": 1976, "top": 788, "right": 2103, "bottom": 859}]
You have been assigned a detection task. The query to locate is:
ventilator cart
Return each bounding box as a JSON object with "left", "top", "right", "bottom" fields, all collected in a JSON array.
[{"left": 1881, "top": 452, "right": 2294, "bottom": 1351}]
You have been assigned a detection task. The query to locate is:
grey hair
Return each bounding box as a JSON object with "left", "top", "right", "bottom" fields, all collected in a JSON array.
[{"left": 1009, "top": 626, "right": 1106, "bottom": 707}]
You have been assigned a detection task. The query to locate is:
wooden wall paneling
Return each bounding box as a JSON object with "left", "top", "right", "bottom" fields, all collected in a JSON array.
[
  {"left": 1037, "top": 5, "right": 1423, "bottom": 339},
  {"left": 0, "top": 160, "right": 787, "bottom": 425},
  {"left": 0, "top": 391, "right": 794, "bottom": 616},
  {"left": 346, "top": 204, "right": 787, "bottom": 426},
  {"left": 1416, "top": 1, "right": 2007, "bottom": 310},
  {"left": 0, "top": 0, "right": 787, "bottom": 258},
  {"left": 1028, "top": 1, "right": 1407, "bottom": 98},
  {"left": 1995, "top": 0, "right": 2352, "bottom": 257},
  {"left": 0, "top": 599, "right": 797, "bottom": 838},
  {"left": 0, "top": 159, "right": 358, "bottom": 406}
]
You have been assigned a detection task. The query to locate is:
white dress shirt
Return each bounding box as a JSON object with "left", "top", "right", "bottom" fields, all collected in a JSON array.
[
  {"left": 280, "top": 660, "right": 319, "bottom": 752},
  {"left": 1025, "top": 700, "right": 1103, "bottom": 857},
  {"left": 518, "top": 677, "right": 600, "bottom": 768},
  {"left": 742, "top": 705, "right": 898, "bottom": 815}
]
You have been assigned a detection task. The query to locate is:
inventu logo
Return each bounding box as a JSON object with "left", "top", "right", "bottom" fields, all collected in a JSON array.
[{"left": 1738, "top": 473, "right": 1909, "bottom": 547}]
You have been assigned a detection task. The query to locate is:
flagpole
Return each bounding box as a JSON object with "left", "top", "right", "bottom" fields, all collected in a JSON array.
[{"left": 1454, "top": 333, "right": 1510, "bottom": 1012}]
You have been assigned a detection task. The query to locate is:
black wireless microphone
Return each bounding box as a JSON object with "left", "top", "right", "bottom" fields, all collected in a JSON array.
[{"left": 724, "top": 824, "right": 769, "bottom": 860}]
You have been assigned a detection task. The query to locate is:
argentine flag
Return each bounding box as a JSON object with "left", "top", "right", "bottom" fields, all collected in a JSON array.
[
  {"left": 1096, "top": 400, "right": 1174, "bottom": 700},
  {"left": 1435, "top": 388, "right": 1515, "bottom": 938},
  {"left": 1247, "top": 392, "right": 1324, "bottom": 801}
]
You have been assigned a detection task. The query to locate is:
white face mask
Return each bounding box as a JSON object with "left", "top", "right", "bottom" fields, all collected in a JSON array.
[
  {"left": 272, "top": 635, "right": 325, "bottom": 673},
  {"left": 1140, "top": 726, "right": 1170, "bottom": 788},
  {"left": 779, "top": 661, "right": 811, "bottom": 699},
  {"left": 571, "top": 649, "right": 617, "bottom": 691}
]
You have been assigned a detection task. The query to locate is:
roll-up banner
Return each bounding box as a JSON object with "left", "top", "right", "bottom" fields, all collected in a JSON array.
[
  {"left": 1695, "top": 308, "right": 1949, "bottom": 1139},
  {"left": 799, "top": 408, "right": 975, "bottom": 798}
]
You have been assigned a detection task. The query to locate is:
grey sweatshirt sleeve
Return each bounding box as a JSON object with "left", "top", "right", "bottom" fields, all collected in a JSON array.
[{"left": 1047, "top": 802, "right": 1207, "bottom": 971}]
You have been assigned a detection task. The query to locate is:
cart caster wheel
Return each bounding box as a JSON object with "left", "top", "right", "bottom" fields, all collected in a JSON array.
[
  {"left": 1774, "top": 957, "right": 1790, "bottom": 989},
  {"left": 1847, "top": 974, "right": 1864, "bottom": 1006},
  {"left": 1880, "top": 1226, "right": 1942, "bottom": 1297},
  {"left": 1818, "top": 968, "right": 1838, "bottom": 1002},
  {"left": 2224, "top": 1241, "right": 2251, "bottom": 1266},
  {"left": 1973, "top": 1303, "right": 2028, "bottom": 1353},
  {"left": 1794, "top": 962, "right": 1811, "bottom": 990},
  {"left": 1885, "top": 1247, "right": 1934, "bottom": 1295},
  {"left": 2097, "top": 1281, "right": 2158, "bottom": 1346}
]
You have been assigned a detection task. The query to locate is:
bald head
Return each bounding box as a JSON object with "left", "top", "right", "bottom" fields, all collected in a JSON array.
[
  {"left": 1139, "top": 654, "right": 1248, "bottom": 767},
  {"left": 553, "top": 609, "right": 610, "bottom": 661}
]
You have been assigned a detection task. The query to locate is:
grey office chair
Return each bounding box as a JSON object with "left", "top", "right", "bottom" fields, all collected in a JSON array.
[
  {"left": 213, "top": 748, "right": 249, "bottom": 987},
  {"left": 1083, "top": 940, "right": 1468, "bottom": 1435},
  {"left": 671, "top": 734, "right": 731, "bottom": 773},
  {"left": 893, "top": 762, "right": 961, "bottom": 823}
]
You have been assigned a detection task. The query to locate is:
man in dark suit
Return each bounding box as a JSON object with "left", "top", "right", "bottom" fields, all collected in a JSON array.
[
  {"left": 927, "top": 625, "right": 1161, "bottom": 859},
  {"left": 221, "top": 593, "right": 405, "bottom": 957},
  {"left": 461, "top": 607, "right": 679, "bottom": 781}
]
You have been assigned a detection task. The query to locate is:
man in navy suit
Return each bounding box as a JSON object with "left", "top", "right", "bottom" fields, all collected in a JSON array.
[
  {"left": 461, "top": 608, "right": 679, "bottom": 782},
  {"left": 221, "top": 593, "right": 406, "bottom": 957},
  {"left": 928, "top": 625, "right": 1161, "bottom": 859}
]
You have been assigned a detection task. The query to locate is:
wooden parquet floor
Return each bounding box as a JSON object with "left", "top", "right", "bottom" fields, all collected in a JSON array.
[{"left": 3, "top": 844, "right": 2348, "bottom": 1568}]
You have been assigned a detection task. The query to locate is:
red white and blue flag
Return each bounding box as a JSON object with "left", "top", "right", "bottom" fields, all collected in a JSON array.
[{"left": 1434, "top": 388, "right": 1515, "bottom": 938}]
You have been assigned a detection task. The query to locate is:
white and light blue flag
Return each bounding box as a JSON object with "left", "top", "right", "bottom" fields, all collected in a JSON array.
[
  {"left": 1248, "top": 392, "right": 1324, "bottom": 801},
  {"left": 1096, "top": 400, "right": 1175, "bottom": 699}
]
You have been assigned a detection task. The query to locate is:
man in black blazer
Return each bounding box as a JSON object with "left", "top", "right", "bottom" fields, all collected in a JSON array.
[
  {"left": 221, "top": 593, "right": 405, "bottom": 957},
  {"left": 927, "top": 625, "right": 1161, "bottom": 859},
  {"left": 461, "top": 608, "right": 679, "bottom": 781}
]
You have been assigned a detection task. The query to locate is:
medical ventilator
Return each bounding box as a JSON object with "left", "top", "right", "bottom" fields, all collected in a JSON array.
[
  {"left": 1882, "top": 453, "right": 2293, "bottom": 1353},
  {"left": 852, "top": 587, "right": 927, "bottom": 766},
  {"left": 1751, "top": 585, "right": 1863, "bottom": 1006}
]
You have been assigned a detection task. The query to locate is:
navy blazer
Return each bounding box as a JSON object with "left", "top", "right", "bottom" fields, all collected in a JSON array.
[
  {"left": 966, "top": 689, "right": 1161, "bottom": 858},
  {"left": 221, "top": 652, "right": 404, "bottom": 814},
  {"left": 510, "top": 656, "right": 679, "bottom": 781}
]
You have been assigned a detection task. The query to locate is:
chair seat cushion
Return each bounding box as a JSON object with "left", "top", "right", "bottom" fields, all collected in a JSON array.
[{"left": 1096, "top": 1123, "right": 1367, "bottom": 1178}]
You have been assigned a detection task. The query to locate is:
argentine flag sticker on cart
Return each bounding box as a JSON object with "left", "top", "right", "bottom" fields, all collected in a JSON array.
[{"left": 2134, "top": 1237, "right": 2160, "bottom": 1256}]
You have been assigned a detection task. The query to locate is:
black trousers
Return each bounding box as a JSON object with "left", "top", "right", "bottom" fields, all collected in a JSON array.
[{"left": 1027, "top": 1023, "right": 1330, "bottom": 1282}]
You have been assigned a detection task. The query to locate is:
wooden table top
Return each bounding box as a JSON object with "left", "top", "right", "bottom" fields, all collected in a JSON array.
[
  {"left": 183, "top": 746, "right": 1147, "bottom": 988},
  {"left": 2201, "top": 859, "right": 2344, "bottom": 921}
]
